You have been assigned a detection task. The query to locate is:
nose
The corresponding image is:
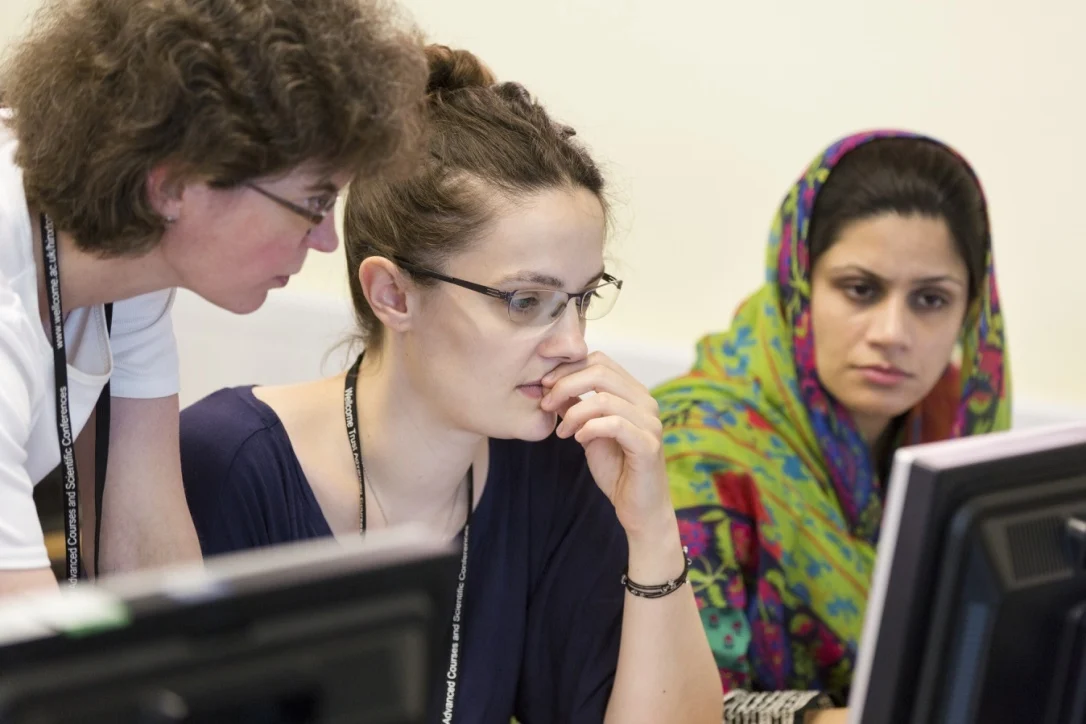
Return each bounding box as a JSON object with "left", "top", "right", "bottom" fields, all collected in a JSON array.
[
  {"left": 537, "top": 300, "right": 588, "bottom": 363},
  {"left": 867, "top": 295, "right": 911, "bottom": 350},
  {"left": 305, "top": 214, "right": 339, "bottom": 254}
]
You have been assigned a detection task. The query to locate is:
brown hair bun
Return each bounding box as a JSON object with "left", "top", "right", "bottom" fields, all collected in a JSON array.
[{"left": 425, "top": 44, "right": 495, "bottom": 94}]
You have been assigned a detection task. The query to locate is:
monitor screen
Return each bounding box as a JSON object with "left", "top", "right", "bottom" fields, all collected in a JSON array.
[
  {"left": 0, "top": 525, "right": 458, "bottom": 724},
  {"left": 850, "top": 423, "right": 1086, "bottom": 724}
]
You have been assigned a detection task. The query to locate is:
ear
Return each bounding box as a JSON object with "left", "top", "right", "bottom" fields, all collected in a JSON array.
[
  {"left": 359, "top": 256, "right": 416, "bottom": 334},
  {"left": 146, "top": 162, "right": 188, "bottom": 223}
]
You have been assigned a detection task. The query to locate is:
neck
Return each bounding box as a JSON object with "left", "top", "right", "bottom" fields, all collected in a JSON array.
[
  {"left": 353, "top": 350, "right": 485, "bottom": 521},
  {"left": 859, "top": 413, "right": 907, "bottom": 479},
  {"left": 853, "top": 411, "right": 891, "bottom": 448},
  {"left": 32, "top": 210, "right": 175, "bottom": 315}
]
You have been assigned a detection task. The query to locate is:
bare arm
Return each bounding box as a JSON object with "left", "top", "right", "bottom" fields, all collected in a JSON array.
[
  {"left": 543, "top": 352, "right": 721, "bottom": 724},
  {"left": 0, "top": 567, "right": 56, "bottom": 596},
  {"left": 607, "top": 516, "right": 722, "bottom": 724},
  {"left": 97, "top": 394, "right": 201, "bottom": 573}
]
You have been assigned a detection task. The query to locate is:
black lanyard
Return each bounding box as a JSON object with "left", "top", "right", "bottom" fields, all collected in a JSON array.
[
  {"left": 40, "top": 213, "right": 83, "bottom": 585},
  {"left": 343, "top": 354, "right": 473, "bottom": 722}
]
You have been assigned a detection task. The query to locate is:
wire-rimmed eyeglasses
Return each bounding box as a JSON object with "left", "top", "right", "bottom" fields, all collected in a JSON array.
[
  {"left": 245, "top": 182, "right": 339, "bottom": 227},
  {"left": 395, "top": 257, "right": 623, "bottom": 327}
]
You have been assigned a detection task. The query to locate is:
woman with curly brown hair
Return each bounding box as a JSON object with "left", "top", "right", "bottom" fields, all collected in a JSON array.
[{"left": 0, "top": 0, "right": 427, "bottom": 596}]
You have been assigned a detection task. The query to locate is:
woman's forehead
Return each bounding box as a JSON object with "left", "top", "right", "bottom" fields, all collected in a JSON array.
[
  {"left": 820, "top": 214, "right": 967, "bottom": 280},
  {"left": 448, "top": 187, "right": 606, "bottom": 285}
]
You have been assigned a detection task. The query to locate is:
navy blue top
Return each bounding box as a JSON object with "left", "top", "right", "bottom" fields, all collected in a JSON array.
[{"left": 180, "top": 386, "right": 628, "bottom": 723}]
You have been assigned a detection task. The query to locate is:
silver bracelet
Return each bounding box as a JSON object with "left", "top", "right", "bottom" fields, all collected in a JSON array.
[
  {"left": 620, "top": 546, "right": 691, "bottom": 598},
  {"left": 723, "top": 690, "right": 834, "bottom": 724}
]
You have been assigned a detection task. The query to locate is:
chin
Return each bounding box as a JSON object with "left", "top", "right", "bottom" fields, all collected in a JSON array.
[
  {"left": 844, "top": 392, "right": 919, "bottom": 422},
  {"left": 204, "top": 288, "right": 270, "bottom": 315},
  {"left": 506, "top": 409, "right": 559, "bottom": 442}
]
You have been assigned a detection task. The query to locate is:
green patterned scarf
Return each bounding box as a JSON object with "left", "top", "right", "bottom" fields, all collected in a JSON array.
[{"left": 653, "top": 130, "right": 1010, "bottom": 700}]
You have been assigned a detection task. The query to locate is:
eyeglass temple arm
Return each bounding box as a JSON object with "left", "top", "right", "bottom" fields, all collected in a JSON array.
[{"left": 393, "top": 258, "right": 513, "bottom": 301}]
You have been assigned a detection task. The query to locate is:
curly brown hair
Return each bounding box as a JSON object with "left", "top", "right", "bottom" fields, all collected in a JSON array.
[
  {"left": 344, "top": 44, "right": 607, "bottom": 348},
  {"left": 1, "top": 0, "right": 428, "bottom": 256}
]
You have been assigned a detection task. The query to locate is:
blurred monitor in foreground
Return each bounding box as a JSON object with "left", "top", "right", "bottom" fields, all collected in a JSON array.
[{"left": 0, "top": 525, "right": 458, "bottom": 724}]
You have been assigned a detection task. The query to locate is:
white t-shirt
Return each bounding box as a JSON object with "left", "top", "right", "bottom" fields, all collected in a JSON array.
[{"left": 0, "top": 129, "right": 179, "bottom": 570}]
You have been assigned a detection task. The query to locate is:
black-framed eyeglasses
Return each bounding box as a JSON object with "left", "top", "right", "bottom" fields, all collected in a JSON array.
[
  {"left": 245, "top": 182, "right": 339, "bottom": 227},
  {"left": 395, "top": 257, "right": 623, "bottom": 327}
]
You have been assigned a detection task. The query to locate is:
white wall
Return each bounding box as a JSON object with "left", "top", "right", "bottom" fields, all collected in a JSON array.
[
  {"left": 169, "top": 288, "right": 1086, "bottom": 430},
  {"left": 299, "top": 0, "right": 1086, "bottom": 408},
  {"left": 0, "top": 2, "right": 33, "bottom": 47},
  {"left": 2, "top": 0, "right": 1085, "bottom": 409}
]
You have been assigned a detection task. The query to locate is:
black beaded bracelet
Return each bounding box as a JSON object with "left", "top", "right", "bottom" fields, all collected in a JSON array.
[{"left": 621, "top": 546, "right": 691, "bottom": 598}]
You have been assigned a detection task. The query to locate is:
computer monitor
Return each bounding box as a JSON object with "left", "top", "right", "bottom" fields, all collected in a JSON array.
[
  {"left": 850, "top": 422, "right": 1086, "bottom": 724},
  {"left": 0, "top": 525, "right": 459, "bottom": 724}
]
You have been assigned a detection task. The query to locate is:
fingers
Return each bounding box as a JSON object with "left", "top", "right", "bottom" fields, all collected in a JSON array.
[
  {"left": 573, "top": 415, "right": 662, "bottom": 463},
  {"left": 542, "top": 351, "right": 639, "bottom": 390},
  {"left": 541, "top": 352, "right": 658, "bottom": 418},
  {"left": 556, "top": 391, "right": 662, "bottom": 441},
  {"left": 554, "top": 395, "right": 578, "bottom": 420}
]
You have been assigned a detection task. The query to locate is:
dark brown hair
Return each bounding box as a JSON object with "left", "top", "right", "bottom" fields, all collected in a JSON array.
[
  {"left": 343, "top": 44, "right": 607, "bottom": 347},
  {"left": 2, "top": 0, "right": 428, "bottom": 256},
  {"left": 809, "top": 137, "right": 990, "bottom": 300}
]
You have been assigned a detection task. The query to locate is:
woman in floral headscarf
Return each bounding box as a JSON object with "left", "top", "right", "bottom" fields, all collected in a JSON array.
[{"left": 654, "top": 131, "right": 1008, "bottom": 718}]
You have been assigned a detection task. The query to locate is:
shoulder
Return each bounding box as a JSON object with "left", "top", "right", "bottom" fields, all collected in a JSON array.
[
  {"left": 0, "top": 277, "right": 44, "bottom": 421},
  {"left": 181, "top": 386, "right": 281, "bottom": 459},
  {"left": 0, "top": 129, "right": 33, "bottom": 288},
  {"left": 180, "top": 386, "right": 291, "bottom": 491},
  {"left": 110, "top": 288, "right": 175, "bottom": 334},
  {"left": 654, "top": 363, "right": 770, "bottom": 457},
  {"left": 655, "top": 365, "right": 793, "bottom": 511},
  {"left": 653, "top": 286, "right": 788, "bottom": 424},
  {"left": 180, "top": 386, "right": 298, "bottom": 550},
  {"left": 0, "top": 124, "right": 25, "bottom": 215},
  {"left": 108, "top": 289, "right": 178, "bottom": 398}
]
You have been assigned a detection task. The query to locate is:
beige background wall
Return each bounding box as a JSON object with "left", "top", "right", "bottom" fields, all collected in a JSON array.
[{"left": 3, "top": 1, "right": 1083, "bottom": 407}]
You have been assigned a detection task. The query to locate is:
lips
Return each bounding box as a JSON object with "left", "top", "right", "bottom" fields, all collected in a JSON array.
[
  {"left": 517, "top": 382, "right": 545, "bottom": 399},
  {"left": 861, "top": 364, "right": 908, "bottom": 376},
  {"left": 856, "top": 364, "right": 911, "bottom": 387},
  {"left": 517, "top": 372, "right": 553, "bottom": 399},
  {"left": 273, "top": 268, "right": 303, "bottom": 287}
]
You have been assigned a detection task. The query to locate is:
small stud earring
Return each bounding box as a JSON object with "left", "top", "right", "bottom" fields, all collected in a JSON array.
[{"left": 164, "top": 215, "right": 177, "bottom": 224}]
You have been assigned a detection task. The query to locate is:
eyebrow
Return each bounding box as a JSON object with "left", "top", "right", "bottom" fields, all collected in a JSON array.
[
  {"left": 496, "top": 268, "right": 607, "bottom": 291},
  {"left": 304, "top": 180, "right": 339, "bottom": 195},
  {"left": 829, "top": 264, "right": 967, "bottom": 288}
]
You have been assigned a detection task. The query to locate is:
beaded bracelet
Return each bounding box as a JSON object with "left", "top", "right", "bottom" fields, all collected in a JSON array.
[{"left": 621, "top": 546, "right": 691, "bottom": 598}]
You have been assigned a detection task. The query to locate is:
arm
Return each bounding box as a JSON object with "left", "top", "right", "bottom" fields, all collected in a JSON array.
[
  {"left": 542, "top": 352, "right": 721, "bottom": 724},
  {"left": 97, "top": 394, "right": 201, "bottom": 573},
  {"left": 97, "top": 290, "right": 199, "bottom": 572},
  {"left": 0, "top": 568, "right": 56, "bottom": 596},
  {"left": 0, "top": 286, "right": 57, "bottom": 596},
  {"left": 610, "top": 513, "right": 722, "bottom": 724}
]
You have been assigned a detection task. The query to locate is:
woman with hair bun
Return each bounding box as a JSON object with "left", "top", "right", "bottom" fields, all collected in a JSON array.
[{"left": 180, "top": 45, "right": 722, "bottom": 724}]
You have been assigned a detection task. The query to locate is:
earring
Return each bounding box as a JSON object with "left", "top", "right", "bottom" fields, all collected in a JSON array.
[{"left": 164, "top": 215, "right": 177, "bottom": 224}]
